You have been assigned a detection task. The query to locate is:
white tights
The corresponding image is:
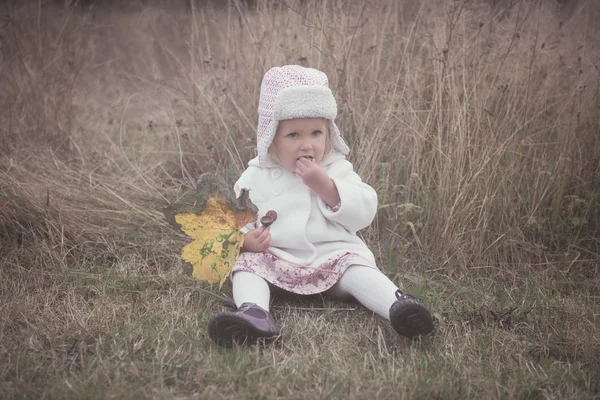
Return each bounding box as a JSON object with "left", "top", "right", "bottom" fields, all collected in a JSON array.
[{"left": 232, "top": 266, "right": 399, "bottom": 319}]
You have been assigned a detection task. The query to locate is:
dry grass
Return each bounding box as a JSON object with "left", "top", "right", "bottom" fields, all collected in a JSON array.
[{"left": 1, "top": 0, "right": 599, "bottom": 398}]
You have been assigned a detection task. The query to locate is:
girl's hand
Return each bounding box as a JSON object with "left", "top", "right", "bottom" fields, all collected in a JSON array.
[
  {"left": 241, "top": 226, "right": 271, "bottom": 253},
  {"left": 295, "top": 157, "right": 331, "bottom": 193}
]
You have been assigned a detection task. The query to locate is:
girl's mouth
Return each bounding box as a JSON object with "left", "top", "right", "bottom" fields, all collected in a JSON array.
[{"left": 298, "top": 156, "right": 314, "bottom": 161}]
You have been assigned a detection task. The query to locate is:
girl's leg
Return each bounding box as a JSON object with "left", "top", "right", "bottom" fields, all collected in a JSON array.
[
  {"left": 330, "top": 265, "right": 399, "bottom": 319},
  {"left": 330, "top": 265, "right": 435, "bottom": 338},
  {"left": 209, "top": 271, "right": 278, "bottom": 347},
  {"left": 232, "top": 271, "right": 271, "bottom": 311}
]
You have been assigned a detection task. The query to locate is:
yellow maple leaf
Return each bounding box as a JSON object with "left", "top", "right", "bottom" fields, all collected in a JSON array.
[
  {"left": 164, "top": 174, "right": 258, "bottom": 288},
  {"left": 174, "top": 197, "right": 256, "bottom": 286}
]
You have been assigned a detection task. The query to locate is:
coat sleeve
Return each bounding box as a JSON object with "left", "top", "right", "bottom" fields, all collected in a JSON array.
[
  {"left": 234, "top": 167, "right": 258, "bottom": 233},
  {"left": 317, "top": 159, "right": 378, "bottom": 233}
]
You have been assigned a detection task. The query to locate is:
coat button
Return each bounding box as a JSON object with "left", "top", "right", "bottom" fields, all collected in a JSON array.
[
  {"left": 271, "top": 169, "right": 282, "bottom": 179},
  {"left": 272, "top": 187, "right": 282, "bottom": 196}
]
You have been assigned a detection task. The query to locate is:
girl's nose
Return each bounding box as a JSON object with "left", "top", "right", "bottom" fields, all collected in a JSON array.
[{"left": 299, "top": 140, "right": 312, "bottom": 150}]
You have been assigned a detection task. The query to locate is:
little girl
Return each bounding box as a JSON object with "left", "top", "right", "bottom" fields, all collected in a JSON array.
[{"left": 208, "top": 65, "right": 434, "bottom": 347}]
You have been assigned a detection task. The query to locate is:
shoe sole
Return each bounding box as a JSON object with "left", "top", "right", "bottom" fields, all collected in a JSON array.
[
  {"left": 208, "top": 312, "right": 278, "bottom": 348},
  {"left": 390, "top": 298, "right": 435, "bottom": 339}
]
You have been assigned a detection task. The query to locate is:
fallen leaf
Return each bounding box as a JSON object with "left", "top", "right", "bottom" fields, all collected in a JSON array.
[{"left": 164, "top": 173, "right": 258, "bottom": 287}]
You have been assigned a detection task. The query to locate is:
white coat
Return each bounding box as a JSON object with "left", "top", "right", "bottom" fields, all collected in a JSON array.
[{"left": 233, "top": 152, "right": 378, "bottom": 268}]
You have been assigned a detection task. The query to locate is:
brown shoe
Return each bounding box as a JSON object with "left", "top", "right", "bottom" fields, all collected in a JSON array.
[
  {"left": 208, "top": 301, "right": 280, "bottom": 347},
  {"left": 389, "top": 289, "right": 435, "bottom": 339}
]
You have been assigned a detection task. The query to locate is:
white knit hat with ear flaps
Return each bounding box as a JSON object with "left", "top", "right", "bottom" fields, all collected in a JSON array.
[{"left": 256, "top": 65, "right": 350, "bottom": 167}]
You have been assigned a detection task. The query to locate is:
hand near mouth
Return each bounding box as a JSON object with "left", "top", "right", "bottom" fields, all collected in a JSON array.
[{"left": 295, "top": 157, "right": 331, "bottom": 193}]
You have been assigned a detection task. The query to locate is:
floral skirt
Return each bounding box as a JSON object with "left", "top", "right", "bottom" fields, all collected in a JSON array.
[{"left": 231, "top": 251, "right": 377, "bottom": 295}]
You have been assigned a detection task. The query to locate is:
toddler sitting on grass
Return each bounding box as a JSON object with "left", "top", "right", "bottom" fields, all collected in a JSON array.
[{"left": 208, "top": 65, "right": 434, "bottom": 347}]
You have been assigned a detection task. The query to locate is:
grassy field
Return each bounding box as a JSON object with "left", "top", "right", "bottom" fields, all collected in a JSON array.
[{"left": 1, "top": 0, "right": 599, "bottom": 398}]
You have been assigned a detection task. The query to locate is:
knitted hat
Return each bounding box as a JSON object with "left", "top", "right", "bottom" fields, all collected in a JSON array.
[{"left": 257, "top": 65, "right": 350, "bottom": 167}]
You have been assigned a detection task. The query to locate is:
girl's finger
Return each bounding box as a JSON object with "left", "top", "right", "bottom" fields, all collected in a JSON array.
[
  {"left": 260, "top": 232, "right": 271, "bottom": 244},
  {"left": 262, "top": 239, "right": 271, "bottom": 250},
  {"left": 296, "top": 159, "right": 308, "bottom": 169},
  {"left": 259, "top": 226, "right": 270, "bottom": 239},
  {"left": 306, "top": 159, "right": 318, "bottom": 168},
  {"left": 300, "top": 160, "right": 314, "bottom": 171}
]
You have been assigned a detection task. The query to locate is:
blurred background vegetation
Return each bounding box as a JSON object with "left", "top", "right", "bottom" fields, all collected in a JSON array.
[{"left": 1, "top": 0, "right": 598, "bottom": 398}]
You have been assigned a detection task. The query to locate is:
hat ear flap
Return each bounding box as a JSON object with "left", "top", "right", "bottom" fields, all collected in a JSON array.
[
  {"left": 325, "top": 124, "right": 334, "bottom": 155},
  {"left": 328, "top": 120, "right": 350, "bottom": 156}
]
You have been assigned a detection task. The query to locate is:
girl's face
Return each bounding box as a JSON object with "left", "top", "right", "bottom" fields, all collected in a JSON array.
[{"left": 271, "top": 118, "right": 329, "bottom": 172}]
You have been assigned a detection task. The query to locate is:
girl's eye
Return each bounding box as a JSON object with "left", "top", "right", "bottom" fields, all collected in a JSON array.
[
  {"left": 312, "top": 130, "right": 322, "bottom": 136},
  {"left": 287, "top": 132, "right": 298, "bottom": 138}
]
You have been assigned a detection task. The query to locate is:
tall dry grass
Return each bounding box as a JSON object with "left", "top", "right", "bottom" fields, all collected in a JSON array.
[{"left": 1, "top": 0, "right": 599, "bottom": 398}]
